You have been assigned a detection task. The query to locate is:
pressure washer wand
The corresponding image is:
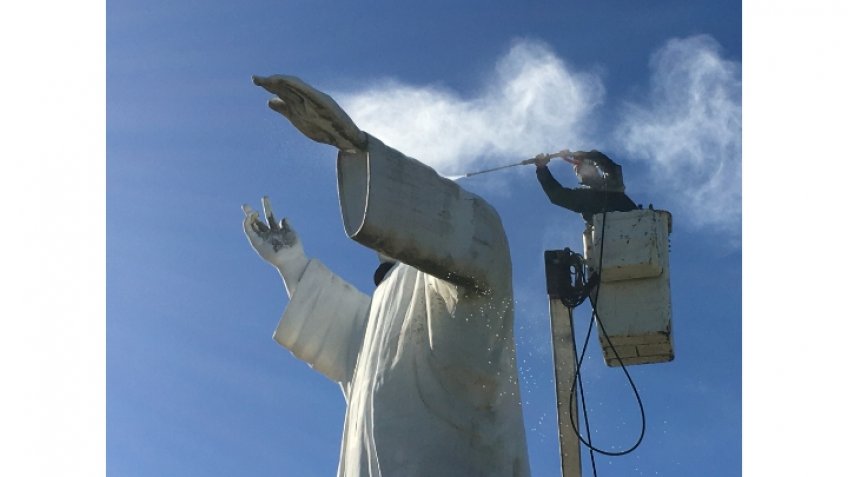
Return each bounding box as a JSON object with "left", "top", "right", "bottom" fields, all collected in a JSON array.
[
  {"left": 463, "top": 158, "right": 536, "bottom": 177},
  {"left": 462, "top": 150, "right": 574, "bottom": 178}
]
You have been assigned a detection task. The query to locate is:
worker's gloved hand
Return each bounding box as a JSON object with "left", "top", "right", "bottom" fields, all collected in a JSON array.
[
  {"left": 534, "top": 153, "right": 551, "bottom": 168},
  {"left": 243, "top": 197, "right": 309, "bottom": 295}
]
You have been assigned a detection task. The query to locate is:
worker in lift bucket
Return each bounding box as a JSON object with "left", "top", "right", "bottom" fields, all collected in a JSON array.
[
  {"left": 535, "top": 149, "right": 640, "bottom": 301},
  {"left": 533, "top": 149, "right": 637, "bottom": 222}
]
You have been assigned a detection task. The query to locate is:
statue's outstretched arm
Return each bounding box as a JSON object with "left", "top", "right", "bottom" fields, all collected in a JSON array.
[
  {"left": 242, "top": 196, "right": 309, "bottom": 297},
  {"left": 253, "top": 75, "right": 368, "bottom": 153},
  {"left": 252, "top": 75, "right": 510, "bottom": 293}
]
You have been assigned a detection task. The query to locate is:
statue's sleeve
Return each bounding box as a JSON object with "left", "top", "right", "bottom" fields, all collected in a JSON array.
[
  {"left": 336, "top": 135, "right": 510, "bottom": 292},
  {"left": 273, "top": 259, "right": 370, "bottom": 385}
]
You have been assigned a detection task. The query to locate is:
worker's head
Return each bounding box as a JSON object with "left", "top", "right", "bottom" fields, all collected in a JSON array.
[
  {"left": 570, "top": 153, "right": 626, "bottom": 192},
  {"left": 573, "top": 159, "right": 603, "bottom": 187}
]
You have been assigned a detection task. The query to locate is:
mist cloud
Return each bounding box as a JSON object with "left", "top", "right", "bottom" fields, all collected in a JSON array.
[
  {"left": 336, "top": 40, "right": 604, "bottom": 175},
  {"left": 615, "top": 35, "right": 742, "bottom": 235}
]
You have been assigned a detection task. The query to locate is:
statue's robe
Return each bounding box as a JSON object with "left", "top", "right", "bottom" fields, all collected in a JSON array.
[{"left": 274, "top": 135, "right": 531, "bottom": 477}]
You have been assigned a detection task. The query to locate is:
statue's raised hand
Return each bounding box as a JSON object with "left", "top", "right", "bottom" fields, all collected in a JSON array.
[
  {"left": 252, "top": 74, "right": 368, "bottom": 153},
  {"left": 243, "top": 197, "right": 308, "bottom": 295}
]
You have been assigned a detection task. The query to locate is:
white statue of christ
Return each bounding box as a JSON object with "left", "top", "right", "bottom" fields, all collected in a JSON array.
[{"left": 243, "top": 75, "right": 530, "bottom": 477}]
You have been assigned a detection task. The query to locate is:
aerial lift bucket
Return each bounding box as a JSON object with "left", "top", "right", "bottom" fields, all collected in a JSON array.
[{"left": 583, "top": 208, "right": 674, "bottom": 366}]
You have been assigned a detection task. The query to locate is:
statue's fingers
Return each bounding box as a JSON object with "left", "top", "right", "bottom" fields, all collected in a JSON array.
[
  {"left": 252, "top": 74, "right": 272, "bottom": 90},
  {"left": 252, "top": 74, "right": 287, "bottom": 95},
  {"left": 268, "top": 97, "right": 292, "bottom": 117},
  {"left": 242, "top": 204, "right": 257, "bottom": 217},
  {"left": 252, "top": 74, "right": 309, "bottom": 101},
  {"left": 242, "top": 205, "right": 259, "bottom": 228},
  {"left": 261, "top": 196, "right": 280, "bottom": 231},
  {"left": 280, "top": 217, "right": 298, "bottom": 235},
  {"left": 252, "top": 218, "right": 270, "bottom": 234},
  {"left": 243, "top": 210, "right": 264, "bottom": 239}
]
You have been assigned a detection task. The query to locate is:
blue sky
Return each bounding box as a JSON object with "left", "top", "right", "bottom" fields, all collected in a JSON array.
[{"left": 9, "top": 1, "right": 848, "bottom": 476}]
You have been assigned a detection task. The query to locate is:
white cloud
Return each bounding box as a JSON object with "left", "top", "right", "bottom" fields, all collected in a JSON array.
[
  {"left": 335, "top": 39, "right": 605, "bottom": 176},
  {"left": 615, "top": 35, "right": 742, "bottom": 236}
]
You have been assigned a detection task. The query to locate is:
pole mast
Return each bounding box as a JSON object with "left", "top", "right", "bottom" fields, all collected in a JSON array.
[{"left": 545, "top": 250, "right": 583, "bottom": 477}]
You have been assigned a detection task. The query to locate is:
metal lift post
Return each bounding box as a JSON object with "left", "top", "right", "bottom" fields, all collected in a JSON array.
[{"left": 545, "top": 250, "right": 583, "bottom": 477}]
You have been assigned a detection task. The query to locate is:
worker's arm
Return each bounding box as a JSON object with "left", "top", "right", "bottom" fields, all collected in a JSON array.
[{"left": 535, "top": 165, "right": 595, "bottom": 214}]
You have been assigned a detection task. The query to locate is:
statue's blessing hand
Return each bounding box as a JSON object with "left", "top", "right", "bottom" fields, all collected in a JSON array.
[
  {"left": 253, "top": 74, "right": 368, "bottom": 153},
  {"left": 242, "top": 196, "right": 305, "bottom": 269}
]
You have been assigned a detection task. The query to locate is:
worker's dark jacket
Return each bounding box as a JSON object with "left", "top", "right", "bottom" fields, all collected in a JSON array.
[{"left": 536, "top": 166, "right": 637, "bottom": 222}]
